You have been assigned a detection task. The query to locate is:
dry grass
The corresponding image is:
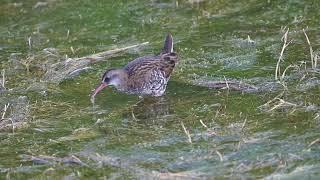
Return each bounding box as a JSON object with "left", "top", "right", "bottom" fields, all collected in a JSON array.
[
  {"left": 241, "top": 118, "right": 247, "bottom": 130},
  {"left": 275, "top": 28, "right": 292, "bottom": 81},
  {"left": 247, "top": 35, "right": 255, "bottom": 44},
  {"left": 258, "top": 91, "right": 298, "bottom": 112},
  {"left": 303, "top": 29, "right": 318, "bottom": 69},
  {"left": 266, "top": 98, "right": 297, "bottom": 112},
  {"left": 308, "top": 138, "right": 320, "bottom": 148},
  {"left": 0, "top": 96, "right": 30, "bottom": 132},
  {"left": 199, "top": 119, "right": 208, "bottom": 128},
  {"left": 21, "top": 154, "right": 86, "bottom": 166},
  {"left": 21, "top": 55, "right": 34, "bottom": 73},
  {"left": 215, "top": 150, "right": 224, "bottom": 162},
  {"left": 259, "top": 91, "right": 284, "bottom": 107},
  {"left": 281, "top": 64, "right": 298, "bottom": 81},
  {"left": 66, "top": 29, "right": 70, "bottom": 38},
  {"left": 1, "top": 103, "right": 10, "bottom": 120},
  {"left": 28, "top": 36, "right": 32, "bottom": 49},
  {"left": 265, "top": 27, "right": 320, "bottom": 113},
  {"left": 223, "top": 76, "right": 230, "bottom": 90},
  {"left": 44, "top": 41, "right": 149, "bottom": 83},
  {"left": 262, "top": 28, "right": 319, "bottom": 113},
  {"left": 1, "top": 69, "right": 5, "bottom": 89},
  {"left": 181, "top": 121, "right": 192, "bottom": 144}
]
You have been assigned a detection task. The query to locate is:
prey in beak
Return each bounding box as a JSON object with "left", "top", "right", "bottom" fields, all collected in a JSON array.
[
  {"left": 90, "top": 68, "right": 127, "bottom": 104},
  {"left": 90, "top": 82, "right": 108, "bottom": 104}
]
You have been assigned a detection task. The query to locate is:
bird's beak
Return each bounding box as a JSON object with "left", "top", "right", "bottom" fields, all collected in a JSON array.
[{"left": 90, "top": 82, "right": 108, "bottom": 103}]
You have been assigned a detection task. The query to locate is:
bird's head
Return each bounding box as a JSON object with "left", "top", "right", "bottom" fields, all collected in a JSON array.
[{"left": 91, "top": 69, "right": 127, "bottom": 103}]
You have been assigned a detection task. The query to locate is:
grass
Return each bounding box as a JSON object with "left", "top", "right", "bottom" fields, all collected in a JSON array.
[
  {"left": 275, "top": 28, "right": 292, "bottom": 82},
  {"left": 1, "top": 103, "right": 10, "bottom": 120},
  {"left": 181, "top": 121, "right": 192, "bottom": 144},
  {"left": 303, "top": 29, "right": 318, "bottom": 69},
  {"left": 1, "top": 69, "right": 5, "bottom": 89},
  {"left": 258, "top": 91, "right": 298, "bottom": 112},
  {"left": 308, "top": 138, "right": 320, "bottom": 148},
  {"left": 261, "top": 27, "right": 320, "bottom": 112},
  {"left": 215, "top": 150, "right": 224, "bottom": 162}
]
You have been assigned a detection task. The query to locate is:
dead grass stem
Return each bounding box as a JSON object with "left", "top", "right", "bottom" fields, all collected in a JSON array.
[
  {"left": 258, "top": 91, "right": 298, "bottom": 112},
  {"left": 215, "top": 150, "right": 223, "bottom": 162},
  {"left": 275, "top": 28, "right": 292, "bottom": 81},
  {"left": 223, "top": 76, "right": 230, "bottom": 90},
  {"left": 67, "top": 29, "right": 70, "bottom": 38},
  {"left": 259, "top": 91, "right": 284, "bottom": 108},
  {"left": 308, "top": 138, "right": 320, "bottom": 148},
  {"left": 303, "top": 29, "right": 317, "bottom": 69},
  {"left": 181, "top": 121, "right": 192, "bottom": 144},
  {"left": 28, "top": 36, "right": 32, "bottom": 49},
  {"left": 1, "top": 69, "right": 5, "bottom": 89},
  {"left": 281, "top": 65, "right": 297, "bottom": 81},
  {"left": 1, "top": 103, "right": 10, "bottom": 120},
  {"left": 241, "top": 118, "right": 247, "bottom": 130},
  {"left": 199, "top": 119, "right": 208, "bottom": 128},
  {"left": 82, "top": 42, "right": 149, "bottom": 62},
  {"left": 266, "top": 98, "right": 297, "bottom": 112}
]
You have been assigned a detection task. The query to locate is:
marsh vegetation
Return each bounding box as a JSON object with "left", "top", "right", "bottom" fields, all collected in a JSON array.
[{"left": 0, "top": 0, "right": 320, "bottom": 179}]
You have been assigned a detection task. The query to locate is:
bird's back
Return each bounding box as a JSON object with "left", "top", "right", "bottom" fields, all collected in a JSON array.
[{"left": 123, "top": 33, "right": 178, "bottom": 96}]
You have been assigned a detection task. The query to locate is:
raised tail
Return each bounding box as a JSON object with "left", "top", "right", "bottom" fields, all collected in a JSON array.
[
  {"left": 159, "top": 33, "right": 178, "bottom": 78},
  {"left": 161, "top": 33, "right": 173, "bottom": 54}
]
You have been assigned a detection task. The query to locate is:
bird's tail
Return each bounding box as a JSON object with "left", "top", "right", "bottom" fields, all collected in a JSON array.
[
  {"left": 160, "top": 33, "right": 178, "bottom": 78},
  {"left": 161, "top": 33, "right": 173, "bottom": 54}
]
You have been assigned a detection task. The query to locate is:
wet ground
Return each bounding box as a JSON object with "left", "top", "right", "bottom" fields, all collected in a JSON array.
[{"left": 1, "top": 0, "right": 320, "bottom": 179}]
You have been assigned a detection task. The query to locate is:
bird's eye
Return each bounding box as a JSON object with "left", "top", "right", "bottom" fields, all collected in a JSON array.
[{"left": 103, "top": 77, "right": 110, "bottom": 83}]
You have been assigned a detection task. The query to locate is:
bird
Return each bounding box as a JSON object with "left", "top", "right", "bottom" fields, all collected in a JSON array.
[{"left": 91, "top": 33, "right": 178, "bottom": 103}]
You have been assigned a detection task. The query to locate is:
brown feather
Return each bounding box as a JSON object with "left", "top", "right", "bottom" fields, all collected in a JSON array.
[{"left": 92, "top": 33, "right": 179, "bottom": 99}]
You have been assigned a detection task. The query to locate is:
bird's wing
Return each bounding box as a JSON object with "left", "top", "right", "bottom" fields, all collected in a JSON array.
[
  {"left": 124, "top": 55, "right": 161, "bottom": 75},
  {"left": 125, "top": 57, "right": 162, "bottom": 88}
]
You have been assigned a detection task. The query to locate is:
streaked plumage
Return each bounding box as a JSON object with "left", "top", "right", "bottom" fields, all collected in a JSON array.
[{"left": 91, "top": 33, "right": 178, "bottom": 102}]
